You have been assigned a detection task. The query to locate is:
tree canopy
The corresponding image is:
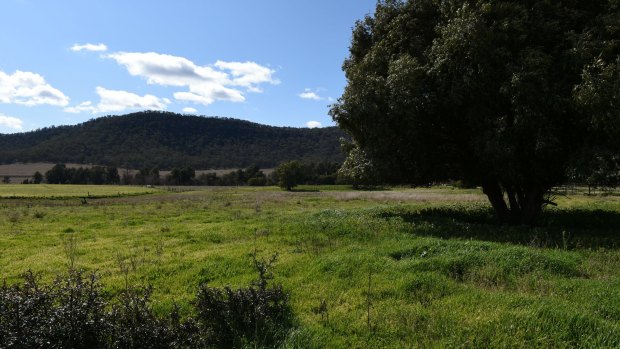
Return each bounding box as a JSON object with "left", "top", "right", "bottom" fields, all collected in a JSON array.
[
  {"left": 331, "top": 0, "right": 620, "bottom": 224},
  {"left": 275, "top": 161, "right": 305, "bottom": 191}
]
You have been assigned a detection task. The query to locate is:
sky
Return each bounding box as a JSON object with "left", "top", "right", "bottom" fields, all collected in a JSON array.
[{"left": 0, "top": 0, "right": 377, "bottom": 133}]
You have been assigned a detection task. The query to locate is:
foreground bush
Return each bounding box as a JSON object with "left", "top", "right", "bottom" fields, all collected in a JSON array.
[{"left": 0, "top": 263, "right": 291, "bottom": 349}]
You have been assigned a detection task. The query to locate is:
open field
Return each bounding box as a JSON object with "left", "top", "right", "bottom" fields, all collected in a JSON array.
[
  {"left": 0, "top": 184, "right": 159, "bottom": 198},
  {"left": 1, "top": 186, "right": 620, "bottom": 347}
]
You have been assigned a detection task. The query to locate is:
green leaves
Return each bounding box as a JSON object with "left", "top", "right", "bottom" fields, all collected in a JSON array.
[{"left": 332, "top": 0, "right": 620, "bottom": 223}]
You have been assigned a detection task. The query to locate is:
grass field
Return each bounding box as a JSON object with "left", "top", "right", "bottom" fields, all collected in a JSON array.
[
  {"left": 1, "top": 185, "right": 620, "bottom": 347},
  {"left": 0, "top": 184, "right": 159, "bottom": 198}
]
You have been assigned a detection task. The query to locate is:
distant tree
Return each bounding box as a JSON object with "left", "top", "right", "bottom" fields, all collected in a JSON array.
[
  {"left": 169, "top": 167, "right": 195, "bottom": 185},
  {"left": 149, "top": 167, "right": 160, "bottom": 185},
  {"left": 275, "top": 161, "right": 304, "bottom": 191},
  {"left": 90, "top": 166, "right": 106, "bottom": 185},
  {"left": 69, "top": 167, "right": 86, "bottom": 184},
  {"left": 46, "top": 164, "right": 67, "bottom": 184},
  {"left": 2, "top": 176, "right": 11, "bottom": 184},
  {"left": 33, "top": 171, "right": 43, "bottom": 184},
  {"left": 244, "top": 164, "right": 266, "bottom": 186},
  {"left": 121, "top": 167, "right": 133, "bottom": 185},
  {"left": 106, "top": 167, "right": 120, "bottom": 184},
  {"left": 331, "top": 0, "right": 620, "bottom": 224},
  {"left": 197, "top": 172, "right": 219, "bottom": 186},
  {"left": 247, "top": 177, "right": 267, "bottom": 186}
]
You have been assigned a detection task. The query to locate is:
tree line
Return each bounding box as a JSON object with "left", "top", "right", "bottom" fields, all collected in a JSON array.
[{"left": 25, "top": 161, "right": 343, "bottom": 187}]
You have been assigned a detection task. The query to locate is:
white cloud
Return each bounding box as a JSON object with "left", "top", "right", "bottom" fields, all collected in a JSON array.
[
  {"left": 299, "top": 91, "right": 322, "bottom": 100},
  {"left": 214, "top": 60, "right": 279, "bottom": 91},
  {"left": 70, "top": 43, "right": 108, "bottom": 52},
  {"left": 299, "top": 88, "right": 331, "bottom": 101},
  {"left": 0, "top": 70, "right": 69, "bottom": 106},
  {"left": 182, "top": 107, "right": 198, "bottom": 114},
  {"left": 306, "top": 121, "right": 322, "bottom": 128},
  {"left": 106, "top": 51, "right": 277, "bottom": 106},
  {"left": 0, "top": 113, "right": 23, "bottom": 130},
  {"left": 64, "top": 87, "right": 169, "bottom": 114}
]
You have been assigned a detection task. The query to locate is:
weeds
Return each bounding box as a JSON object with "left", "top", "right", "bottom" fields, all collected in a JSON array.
[
  {"left": 195, "top": 252, "right": 291, "bottom": 348},
  {"left": 0, "top": 254, "right": 292, "bottom": 349},
  {"left": 63, "top": 234, "right": 79, "bottom": 270},
  {"left": 5, "top": 211, "right": 19, "bottom": 224}
]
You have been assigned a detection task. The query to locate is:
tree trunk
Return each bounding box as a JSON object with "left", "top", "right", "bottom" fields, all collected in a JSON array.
[
  {"left": 482, "top": 180, "right": 510, "bottom": 223},
  {"left": 482, "top": 180, "right": 546, "bottom": 225}
]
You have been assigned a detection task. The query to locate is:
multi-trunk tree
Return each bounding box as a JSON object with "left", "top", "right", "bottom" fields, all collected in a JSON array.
[{"left": 331, "top": 0, "right": 620, "bottom": 225}]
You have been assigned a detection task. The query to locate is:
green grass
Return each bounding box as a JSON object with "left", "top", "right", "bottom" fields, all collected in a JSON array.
[
  {"left": 1, "top": 185, "right": 620, "bottom": 347},
  {"left": 0, "top": 184, "right": 159, "bottom": 198}
]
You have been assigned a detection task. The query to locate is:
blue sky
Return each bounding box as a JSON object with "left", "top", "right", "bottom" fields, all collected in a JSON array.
[{"left": 0, "top": 0, "right": 377, "bottom": 133}]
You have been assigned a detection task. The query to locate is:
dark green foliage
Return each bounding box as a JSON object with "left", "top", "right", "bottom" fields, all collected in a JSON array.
[
  {"left": 0, "top": 270, "right": 107, "bottom": 348},
  {"left": 105, "top": 167, "right": 120, "bottom": 185},
  {"left": 195, "top": 255, "right": 291, "bottom": 348},
  {"left": 44, "top": 164, "right": 120, "bottom": 185},
  {"left": 275, "top": 161, "right": 304, "bottom": 190},
  {"left": 0, "top": 111, "right": 344, "bottom": 169},
  {"left": 181, "top": 162, "right": 338, "bottom": 187},
  {"left": 134, "top": 167, "right": 159, "bottom": 185},
  {"left": 167, "top": 167, "right": 195, "bottom": 186},
  {"left": 107, "top": 287, "right": 179, "bottom": 349},
  {"left": 331, "top": 0, "right": 620, "bottom": 224},
  {"left": 0, "top": 263, "right": 291, "bottom": 348},
  {"left": 32, "top": 171, "right": 43, "bottom": 184}
]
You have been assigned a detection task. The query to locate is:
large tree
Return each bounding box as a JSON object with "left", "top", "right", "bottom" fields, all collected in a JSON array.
[{"left": 331, "top": 0, "right": 620, "bottom": 225}]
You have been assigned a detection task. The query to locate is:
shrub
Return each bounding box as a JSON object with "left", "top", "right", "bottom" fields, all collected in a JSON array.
[
  {"left": 0, "top": 270, "right": 108, "bottom": 348},
  {"left": 0, "top": 256, "right": 292, "bottom": 348},
  {"left": 195, "top": 254, "right": 292, "bottom": 348}
]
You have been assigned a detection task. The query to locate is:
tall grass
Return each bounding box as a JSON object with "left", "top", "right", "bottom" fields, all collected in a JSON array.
[{"left": 0, "top": 186, "right": 619, "bottom": 347}]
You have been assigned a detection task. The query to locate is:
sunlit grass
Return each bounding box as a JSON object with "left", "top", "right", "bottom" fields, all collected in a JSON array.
[
  {"left": 0, "top": 184, "right": 159, "bottom": 198},
  {"left": 1, "top": 185, "right": 619, "bottom": 347}
]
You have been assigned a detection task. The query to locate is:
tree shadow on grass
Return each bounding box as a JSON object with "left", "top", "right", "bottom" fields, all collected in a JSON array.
[{"left": 380, "top": 206, "right": 620, "bottom": 250}]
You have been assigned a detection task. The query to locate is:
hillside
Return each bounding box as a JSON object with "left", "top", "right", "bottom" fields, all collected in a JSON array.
[{"left": 0, "top": 111, "right": 345, "bottom": 169}]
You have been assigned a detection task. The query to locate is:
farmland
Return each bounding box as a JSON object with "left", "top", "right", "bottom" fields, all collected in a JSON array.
[{"left": 1, "top": 185, "right": 620, "bottom": 347}]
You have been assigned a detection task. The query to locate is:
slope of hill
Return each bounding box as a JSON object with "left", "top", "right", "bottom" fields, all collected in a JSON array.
[{"left": 0, "top": 111, "right": 345, "bottom": 169}]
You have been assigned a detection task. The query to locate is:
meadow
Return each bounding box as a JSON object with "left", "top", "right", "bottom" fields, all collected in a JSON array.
[{"left": 1, "top": 184, "right": 620, "bottom": 348}]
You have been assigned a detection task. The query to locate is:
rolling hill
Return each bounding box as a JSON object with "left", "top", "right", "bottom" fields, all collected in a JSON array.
[{"left": 0, "top": 111, "right": 345, "bottom": 169}]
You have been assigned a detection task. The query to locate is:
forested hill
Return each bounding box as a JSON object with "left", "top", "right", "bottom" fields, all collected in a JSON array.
[{"left": 0, "top": 111, "right": 345, "bottom": 169}]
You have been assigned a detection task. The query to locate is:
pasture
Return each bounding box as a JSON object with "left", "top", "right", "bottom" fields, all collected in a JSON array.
[
  {"left": 1, "top": 185, "right": 620, "bottom": 347},
  {"left": 0, "top": 184, "right": 158, "bottom": 198}
]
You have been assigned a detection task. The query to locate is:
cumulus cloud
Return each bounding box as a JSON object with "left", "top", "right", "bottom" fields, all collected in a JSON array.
[
  {"left": 0, "top": 114, "right": 23, "bottom": 130},
  {"left": 306, "top": 121, "right": 322, "bottom": 128},
  {"left": 70, "top": 43, "right": 108, "bottom": 52},
  {"left": 0, "top": 70, "right": 69, "bottom": 106},
  {"left": 299, "top": 88, "right": 331, "bottom": 101},
  {"left": 214, "top": 60, "right": 280, "bottom": 92},
  {"left": 64, "top": 87, "right": 169, "bottom": 114},
  {"left": 299, "top": 90, "right": 322, "bottom": 100},
  {"left": 182, "top": 107, "right": 198, "bottom": 114},
  {"left": 106, "top": 51, "right": 277, "bottom": 106}
]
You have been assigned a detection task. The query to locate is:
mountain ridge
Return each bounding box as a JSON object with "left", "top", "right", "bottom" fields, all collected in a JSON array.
[{"left": 0, "top": 111, "right": 345, "bottom": 169}]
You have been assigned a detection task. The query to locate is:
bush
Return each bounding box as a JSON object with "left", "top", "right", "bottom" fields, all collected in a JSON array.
[
  {"left": 195, "top": 254, "right": 291, "bottom": 348},
  {"left": 0, "top": 270, "right": 108, "bottom": 348},
  {"left": 0, "top": 257, "right": 292, "bottom": 348}
]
